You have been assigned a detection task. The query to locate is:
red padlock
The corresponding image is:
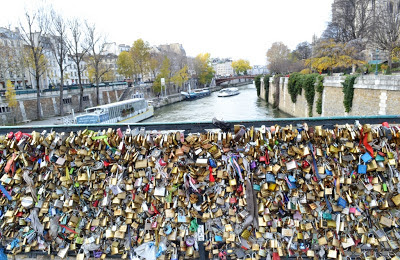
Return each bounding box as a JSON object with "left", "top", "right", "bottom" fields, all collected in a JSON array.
[
  {"left": 14, "top": 131, "right": 22, "bottom": 141},
  {"left": 236, "top": 184, "right": 243, "bottom": 194},
  {"left": 272, "top": 252, "right": 281, "bottom": 260},
  {"left": 229, "top": 197, "right": 237, "bottom": 204},
  {"left": 93, "top": 200, "right": 99, "bottom": 207},
  {"left": 302, "top": 160, "right": 310, "bottom": 168}
]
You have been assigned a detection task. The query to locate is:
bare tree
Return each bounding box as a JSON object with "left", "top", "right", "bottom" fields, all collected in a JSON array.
[
  {"left": 266, "top": 42, "right": 291, "bottom": 74},
  {"left": 0, "top": 42, "right": 13, "bottom": 86},
  {"left": 372, "top": 0, "right": 400, "bottom": 69},
  {"left": 19, "top": 8, "right": 49, "bottom": 120},
  {"left": 67, "top": 18, "right": 89, "bottom": 112},
  {"left": 148, "top": 52, "right": 162, "bottom": 80},
  {"left": 85, "top": 22, "right": 109, "bottom": 106},
  {"left": 49, "top": 10, "right": 68, "bottom": 116},
  {"left": 330, "top": 0, "right": 373, "bottom": 42},
  {"left": 293, "top": 42, "right": 312, "bottom": 60}
]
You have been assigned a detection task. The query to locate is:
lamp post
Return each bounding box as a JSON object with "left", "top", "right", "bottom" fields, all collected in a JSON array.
[{"left": 375, "top": 49, "right": 379, "bottom": 76}]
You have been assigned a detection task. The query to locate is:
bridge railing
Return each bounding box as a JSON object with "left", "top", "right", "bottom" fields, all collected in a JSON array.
[{"left": 2, "top": 115, "right": 400, "bottom": 134}]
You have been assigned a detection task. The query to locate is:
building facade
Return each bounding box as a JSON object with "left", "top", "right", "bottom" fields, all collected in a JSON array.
[{"left": 212, "top": 58, "right": 233, "bottom": 77}]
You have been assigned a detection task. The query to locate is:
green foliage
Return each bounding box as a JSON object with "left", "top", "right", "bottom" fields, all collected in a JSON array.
[
  {"left": 130, "top": 38, "right": 150, "bottom": 76},
  {"left": 287, "top": 73, "right": 302, "bottom": 103},
  {"left": 152, "top": 75, "right": 162, "bottom": 94},
  {"left": 342, "top": 75, "right": 358, "bottom": 113},
  {"left": 272, "top": 75, "right": 282, "bottom": 108},
  {"left": 117, "top": 51, "right": 135, "bottom": 79},
  {"left": 315, "top": 75, "right": 325, "bottom": 115},
  {"left": 304, "top": 74, "right": 318, "bottom": 117},
  {"left": 263, "top": 75, "right": 271, "bottom": 101},
  {"left": 255, "top": 75, "right": 261, "bottom": 96},
  {"left": 160, "top": 56, "right": 171, "bottom": 84},
  {"left": 288, "top": 73, "right": 318, "bottom": 116}
]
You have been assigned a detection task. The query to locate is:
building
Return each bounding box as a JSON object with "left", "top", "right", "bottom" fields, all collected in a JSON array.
[
  {"left": 118, "top": 44, "right": 130, "bottom": 54},
  {"left": 212, "top": 58, "right": 233, "bottom": 77},
  {"left": 249, "top": 65, "right": 269, "bottom": 75},
  {"left": 0, "top": 27, "right": 29, "bottom": 89}
]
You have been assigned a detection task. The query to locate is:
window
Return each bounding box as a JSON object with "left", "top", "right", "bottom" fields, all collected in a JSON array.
[
  {"left": 0, "top": 106, "right": 10, "bottom": 113},
  {"left": 63, "top": 97, "right": 72, "bottom": 104},
  {"left": 83, "top": 96, "right": 89, "bottom": 101}
]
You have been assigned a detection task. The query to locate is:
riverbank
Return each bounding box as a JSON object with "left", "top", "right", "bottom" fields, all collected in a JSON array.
[
  {"left": 149, "top": 79, "right": 254, "bottom": 109},
  {"left": 143, "top": 83, "right": 291, "bottom": 123},
  {"left": 148, "top": 85, "right": 223, "bottom": 109},
  {"left": 20, "top": 80, "right": 255, "bottom": 126}
]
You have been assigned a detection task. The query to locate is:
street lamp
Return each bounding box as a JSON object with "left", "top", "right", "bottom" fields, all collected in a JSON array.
[{"left": 375, "top": 49, "right": 379, "bottom": 76}]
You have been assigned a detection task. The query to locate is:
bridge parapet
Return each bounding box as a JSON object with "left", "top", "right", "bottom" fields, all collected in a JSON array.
[{"left": 215, "top": 75, "right": 256, "bottom": 85}]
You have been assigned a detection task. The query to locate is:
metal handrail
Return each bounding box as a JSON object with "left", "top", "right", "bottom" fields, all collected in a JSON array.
[{"left": 0, "top": 115, "right": 399, "bottom": 134}]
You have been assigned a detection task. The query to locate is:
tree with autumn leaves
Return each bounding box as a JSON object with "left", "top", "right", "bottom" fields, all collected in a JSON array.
[
  {"left": 194, "top": 53, "right": 214, "bottom": 86},
  {"left": 231, "top": 59, "right": 252, "bottom": 75},
  {"left": 305, "top": 39, "right": 365, "bottom": 74}
]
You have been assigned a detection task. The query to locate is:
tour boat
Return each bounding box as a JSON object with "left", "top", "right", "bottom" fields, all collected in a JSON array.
[
  {"left": 217, "top": 87, "right": 240, "bottom": 97},
  {"left": 75, "top": 97, "right": 153, "bottom": 124}
]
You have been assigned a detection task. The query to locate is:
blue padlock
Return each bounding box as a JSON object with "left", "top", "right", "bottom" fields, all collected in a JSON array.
[
  {"left": 288, "top": 175, "right": 296, "bottom": 183},
  {"left": 208, "top": 158, "right": 217, "bottom": 168},
  {"left": 253, "top": 184, "right": 261, "bottom": 191},
  {"left": 215, "top": 235, "right": 223, "bottom": 242},
  {"left": 337, "top": 197, "right": 347, "bottom": 208},
  {"left": 361, "top": 152, "right": 372, "bottom": 163},
  {"left": 358, "top": 164, "right": 367, "bottom": 174}
]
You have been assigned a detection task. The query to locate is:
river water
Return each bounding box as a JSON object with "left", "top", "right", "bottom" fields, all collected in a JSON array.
[{"left": 142, "top": 83, "right": 292, "bottom": 123}]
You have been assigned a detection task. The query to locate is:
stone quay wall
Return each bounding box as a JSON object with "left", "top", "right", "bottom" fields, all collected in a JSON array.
[
  {"left": 260, "top": 75, "right": 400, "bottom": 118},
  {"left": 0, "top": 85, "right": 126, "bottom": 125}
]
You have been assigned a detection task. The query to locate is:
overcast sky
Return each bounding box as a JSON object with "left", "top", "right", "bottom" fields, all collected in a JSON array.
[{"left": 1, "top": 0, "right": 333, "bottom": 65}]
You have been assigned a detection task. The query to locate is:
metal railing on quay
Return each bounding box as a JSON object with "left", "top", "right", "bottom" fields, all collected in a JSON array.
[{"left": 0, "top": 115, "right": 399, "bottom": 134}]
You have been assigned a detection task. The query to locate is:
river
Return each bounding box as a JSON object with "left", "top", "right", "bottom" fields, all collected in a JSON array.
[{"left": 142, "top": 83, "right": 292, "bottom": 123}]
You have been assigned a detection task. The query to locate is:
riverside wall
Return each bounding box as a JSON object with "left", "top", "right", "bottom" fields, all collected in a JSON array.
[
  {"left": 260, "top": 75, "right": 400, "bottom": 117},
  {"left": 0, "top": 85, "right": 126, "bottom": 125}
]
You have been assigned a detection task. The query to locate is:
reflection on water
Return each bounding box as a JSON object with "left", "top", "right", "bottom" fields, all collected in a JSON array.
[{"left": 143, "top": 83, "right": 292, "bottom": 123}]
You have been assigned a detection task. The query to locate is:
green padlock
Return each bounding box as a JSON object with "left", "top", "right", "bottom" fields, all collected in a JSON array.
[{"left": 383, "top": 183, "right": 388, "bottom": 192}]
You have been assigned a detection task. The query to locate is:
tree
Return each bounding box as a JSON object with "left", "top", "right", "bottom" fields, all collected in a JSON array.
[
  {"left": 85, "top": 23, "right": 109, "bottom": 106},
  {"left": 158, "top": 43, "right": 187, "bottom": 80},
  {"left": 159, "top": 56, "right": 170, "bottom": 94},
  {"left": 19, "top": 8, "right": 49, "bottom": 120},
  {"left": 194, "top": 53, "right": 214, "bottom": 86},
  {"left": 231, "top": 59, "right": 252, "bottom": 75},
  {"left": 293, "top": 42, "right": 312, "bottom": 60},
  {"left": 49, "top": 10, "right": 68, "bottom": 116},
  {"left": 327, "top": 0, "right": 373, "bottom": 42},
  {"left": 0, "top": 42, "right": 13, "bottom": 87},
  {"left": 266, "top": 42, "right": 291, "bottom": 74},
  {"left": 372, "top": 1, "right": 400, "bottom": 69},
  {"left": 306, "top": 39, "right": 365, "bottom": 74},
  {"left": 5, "top": 80, "right": 17, "bottom": 124},
  {"left": 171, "top": 65, "right": 189, "bottom": 89},
  {"left": 5, "top": 80, "right": 17, "bottom": 108},
  {"left": 148, "top": 53, "right": 162, "bottom": 80},
  {"left": 152, "top": 75, "right": 162, "bottom": 95},
  {"left": 67, "top": 18, "right": 89, "bottom": 112},
  {"left": 130, "top": 39, "right": 150, "bottom": 82},
  {"left": 117, "top": 51, "right": 135, "bottom": 79}
]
